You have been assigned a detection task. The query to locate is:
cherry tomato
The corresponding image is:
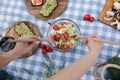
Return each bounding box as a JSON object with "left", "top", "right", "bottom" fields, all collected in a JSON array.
[
  {"left": 63, "top": 44, "right": 69, "bottom": 50},
  {"left": 53, "top": 25, "right": 60, "bottom": 31}
]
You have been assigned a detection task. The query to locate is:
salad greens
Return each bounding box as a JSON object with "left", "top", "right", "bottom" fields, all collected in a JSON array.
[
  {"left": 107, "top": 56, "right": 120, "bottom": 80},
  {"left": 41, "top": 61, "right": 66, "bottom": 80},
  {"left": 51, "top": 21, "right": 77, "bottom": 51}
]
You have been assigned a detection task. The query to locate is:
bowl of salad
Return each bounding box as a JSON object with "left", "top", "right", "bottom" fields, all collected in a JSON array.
[{"left": 47, "top": 19, "right": 81, "bottom": 52}]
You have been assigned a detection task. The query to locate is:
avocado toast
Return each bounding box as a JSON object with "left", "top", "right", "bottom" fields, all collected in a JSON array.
[{"left": 39, "top": 0, "right": 58, "bottom": 17}]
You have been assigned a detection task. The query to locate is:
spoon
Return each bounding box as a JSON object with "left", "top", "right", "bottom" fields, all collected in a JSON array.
[
  {"left": 8, "top": 34, "right": 55, "bottom": 46},
  {"left": 40, "top": 34, "right": 55, "bottom": 46},
  {"left": 73, "top": 33, "right": 119, "bottom": 45}
]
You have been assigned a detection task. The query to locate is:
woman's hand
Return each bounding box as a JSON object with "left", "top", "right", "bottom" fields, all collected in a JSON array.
[
  {"left": 11, "top": 35, "right": 41, "bottom": 58},
  {"left": 84, "top": 35, "right": 103, "bottom": 54}
]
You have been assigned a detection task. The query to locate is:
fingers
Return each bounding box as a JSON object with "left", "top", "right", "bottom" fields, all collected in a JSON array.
[
  {"left": 30, "top": 35, "right": 41, "bottom": 41},
  {"left": 87, "top": 35, "right": 100, "bottom": 38},
  {"left": 84, "top": 35, "right": 93, "bottom": 44},
  {"left": 24, "top": 35, "right": 41, "bottom": 41},
  {"left": 19, "top": 35, "right": 41, "bottom": 42},
  {"left": 92, "top": 35, "right": 103, "bottom": 43},
  {"left": 92, "top": 35, "right": 101, "bottom": 39},
  {"left": 87, "top": 35, "right": 101, "bottom": 40},
  {"left": 29, "top": 42, "right": 37, "bottom": 48},
  {"left": 84, "top": 35, "right": 101, "bottom": 44}
]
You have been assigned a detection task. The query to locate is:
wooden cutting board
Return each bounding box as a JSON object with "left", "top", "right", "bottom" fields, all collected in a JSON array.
[
  {"left": 25, "top": 0, "right": 68, "bottom": 20},
  {"left": 5, "top": 21, "right": 41, "bottom": 57},
  {"left": 98, "top": 0, "right": 120, "bottom": 31}
]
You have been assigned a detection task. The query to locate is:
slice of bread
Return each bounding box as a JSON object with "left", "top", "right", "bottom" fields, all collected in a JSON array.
[
  {"left": 15, "top": 23, "right": 33, "bottom": 36},
  {"left": 39, "top": 0, "right": 57, "bottom": 17}
]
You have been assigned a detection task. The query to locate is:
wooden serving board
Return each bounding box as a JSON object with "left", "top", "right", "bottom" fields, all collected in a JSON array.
[
  {"left": 5, "top": 21, "right": 41, "bottom": 57},
  {"left": 25, "top": 0, "right": 68, "bottom": 20},
  {"left": 98, "top": 0, "right": 120, "bottom": 31}
]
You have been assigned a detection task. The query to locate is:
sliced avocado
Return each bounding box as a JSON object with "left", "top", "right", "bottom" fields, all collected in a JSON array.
[
  {"left": 39, "top": 0, "right": 57, "bottom": 17},
  {"left": 15, "top": 23, "right": 33, "bottom": 36}
]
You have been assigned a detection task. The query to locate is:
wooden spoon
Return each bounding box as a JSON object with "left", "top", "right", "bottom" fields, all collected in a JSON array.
[
  {"left": 8, "top": 34, "right": 55, "bottom": 45},
  {"left": 73, "top": 33, "right": 119, "bottom": 45}
]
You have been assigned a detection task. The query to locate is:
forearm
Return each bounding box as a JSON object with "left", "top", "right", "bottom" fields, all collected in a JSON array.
[
  {"left": 0, "top": 50, "right": 17, "bottom": 70},
  {"left": 48, "top": 51, "right": 99, "bottom": 80}
]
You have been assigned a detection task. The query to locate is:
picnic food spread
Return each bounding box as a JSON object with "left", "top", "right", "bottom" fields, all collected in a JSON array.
[{"left": 1, "top": 0, "right": 120, "bottom": 80}]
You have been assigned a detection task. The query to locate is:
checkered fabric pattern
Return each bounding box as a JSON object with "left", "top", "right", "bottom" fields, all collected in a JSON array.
[{"left": 0, "top": 0, "right": 120, "bottom": 80}]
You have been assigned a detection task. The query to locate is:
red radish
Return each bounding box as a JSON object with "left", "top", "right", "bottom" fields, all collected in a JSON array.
[
  {"left": 42, "top": 49, "right": 47, "bottom": 54},
  {"left": 89, "top": 16, "right": 94, "bottom": 22},
  {"left": 83, "top": 14, "right": 90, "bottom": 20},
  {"left": 63, "top": 32, "right": 69, "bottom": 41},
  {"left": 63, "top": 44, "right": 69, "bottom": 50},
  {"left": 40, "top": 44, "right": 47, "bottom": 49},
  {"left": 46, "top": 46, "right": 53, "bottom": 52},
  {"left": 53, "top": 25, "right": 60, "bottom": 30}
]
